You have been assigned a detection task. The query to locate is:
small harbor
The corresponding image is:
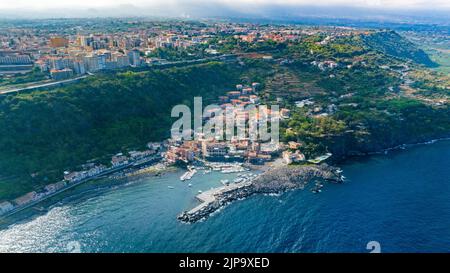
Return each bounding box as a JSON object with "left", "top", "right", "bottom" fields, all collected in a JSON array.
[
  {"left": 1, "top": 140, "right": 449, "bottom": 252},
  {"left": 178, "top": 164, "right": 344, "bottom": 223}
]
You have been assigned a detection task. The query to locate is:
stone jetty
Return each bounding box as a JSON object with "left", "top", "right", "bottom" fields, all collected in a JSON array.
[{"left": 178, "top": 164, "right": 343, "bottom": 223}]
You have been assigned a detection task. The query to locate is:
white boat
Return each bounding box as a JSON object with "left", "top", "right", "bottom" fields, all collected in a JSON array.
[
  {"left": 234, "top": 177, "right": 244, "bottom": 183},
  {"left": 168, "top": 186, "right": 174, "bottom": 189},
  {"left": 180, "top": 169, "right": 197, "bottom": 181},
  {"left": 221, "top": 167, "right": 246, "bottom": 173},
  {"left": 221, "top": 179, "right": 230, "bottom": 185},
  {"left": 180, "top": 172, "right": 189, "bottom": 181},
  {"left": 198, "top": 190, "right": 203, "bottom": 193},
  {"left": 188, "top": 183, "right": 192, "bottom": 187}
]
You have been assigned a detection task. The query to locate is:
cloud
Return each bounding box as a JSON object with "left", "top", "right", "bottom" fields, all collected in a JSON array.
[
  {"left": 0, "top": 0, "right": 449, "bottom": 10},
  {"left": 0, "top": 0, "right": 448, "bottom": 20}
]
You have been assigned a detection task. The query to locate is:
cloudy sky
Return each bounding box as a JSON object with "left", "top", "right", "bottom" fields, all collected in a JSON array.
[
  {"left": 0, "top": 0, "right": 449, "bottom": 10},
  {"left": 0, "top": 0, "right": 448, "bottom": 20}
]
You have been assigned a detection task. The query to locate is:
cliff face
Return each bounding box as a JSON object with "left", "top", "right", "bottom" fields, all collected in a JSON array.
[
  {"left": 323, "top": 130, "right": 450, "bottom": 161},
  {"left": 362, "top": 30, "right": 437, "bottom": 67}
]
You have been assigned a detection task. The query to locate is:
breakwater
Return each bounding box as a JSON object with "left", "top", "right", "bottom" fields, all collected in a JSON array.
[{"left": 178, "top": 164, "right": 343, "bottom": 223}]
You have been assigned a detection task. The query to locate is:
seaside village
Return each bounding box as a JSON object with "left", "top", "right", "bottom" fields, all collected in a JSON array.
[
  {"left": 0, "top": 81, "right": 333, "bottom": 216},
  {"left": 163, "top": 82, "right": 332, "bottom": 168}
]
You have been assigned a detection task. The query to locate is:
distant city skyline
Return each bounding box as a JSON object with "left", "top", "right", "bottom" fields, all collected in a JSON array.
[{"left": 0, "top": 0, "right": 448, "bottom": 20}]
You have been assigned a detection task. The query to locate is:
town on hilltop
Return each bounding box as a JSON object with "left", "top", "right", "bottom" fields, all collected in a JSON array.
[{"left": 0, "top": 19, "right": 369, "bottom": 84}]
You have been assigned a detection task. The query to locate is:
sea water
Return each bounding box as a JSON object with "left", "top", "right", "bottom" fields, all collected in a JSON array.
[{"left": 0, "top": 140, "right": 449, "bottom": 253}]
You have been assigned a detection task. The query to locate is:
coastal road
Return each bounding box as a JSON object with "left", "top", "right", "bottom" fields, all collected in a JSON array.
[
  {"left": 1, "top": 156, "right": 161, "bottom": 219},
  {"left": 0, "top": 58, "right": 235, "bottom": 95},
  {"left": 0, "top": 56, "right": 230, "bottom": 95},
  {"left": 0, "top": 51, "right": 274, "bottom": 96},
  {"left": 0, "top": 75, "right": 89, "bottom": 95}
]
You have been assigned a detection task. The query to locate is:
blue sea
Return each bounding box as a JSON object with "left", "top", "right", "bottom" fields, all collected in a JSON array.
[{"left": 0, "top": 140, "right": 449, "bottom": 253}]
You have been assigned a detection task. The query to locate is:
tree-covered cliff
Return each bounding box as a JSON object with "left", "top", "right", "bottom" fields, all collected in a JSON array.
[{"left": 0, "top": 62, "right": 240, "bottom": 199}]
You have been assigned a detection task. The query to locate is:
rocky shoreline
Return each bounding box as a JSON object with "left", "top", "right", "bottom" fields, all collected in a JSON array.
[{"left": 177, "top": 164, "right": 344, "bottom": 223}]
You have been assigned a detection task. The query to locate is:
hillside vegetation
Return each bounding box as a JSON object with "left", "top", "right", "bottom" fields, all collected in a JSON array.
[
  {"left": 361, "top": 30, "right": 437, "bottom": 67},
  {"left": 1, "top": 29, "right": 448, "bottom": 201},
  {"left": 0, "top": 62, "right": 240, "bottom": 199}
]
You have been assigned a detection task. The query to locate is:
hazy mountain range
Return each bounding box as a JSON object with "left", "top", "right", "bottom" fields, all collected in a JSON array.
[{"left": 0, "top": 1, "right": 448, "bottom": 25}]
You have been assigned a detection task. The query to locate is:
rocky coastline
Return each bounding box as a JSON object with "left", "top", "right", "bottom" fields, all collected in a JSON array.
[{"left": 177, "top": 164, "right": 344, "bottom": 223}]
